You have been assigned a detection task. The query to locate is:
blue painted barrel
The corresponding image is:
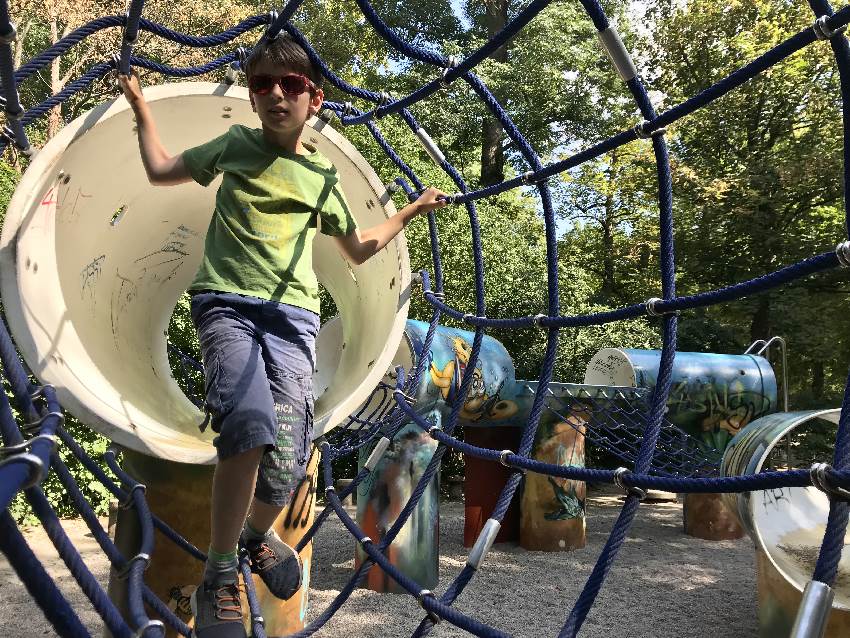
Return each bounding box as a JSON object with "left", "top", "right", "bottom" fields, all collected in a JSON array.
[
  {"left": 402, "top": 320, "right": 520, "bottom": 425},
  {"left": 584, "top": 348, "right": 777, "bottom": 452}
]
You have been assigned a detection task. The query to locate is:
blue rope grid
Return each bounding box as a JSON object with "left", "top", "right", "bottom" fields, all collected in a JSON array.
[{"left": 0, "top": 0, "right": 848, "bottom": 636}]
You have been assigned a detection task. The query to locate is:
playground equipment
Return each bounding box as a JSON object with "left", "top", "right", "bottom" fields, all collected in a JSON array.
[
  {"left": 722, "top": 410, "right": 850, "bottom": 637},
  {"left": 585, "top": 347, "right": 778, "bottom": 539},
  {"left": 0, "top": 82, "right": 411, "bottom": 634},
  {"left": 2, "top": 0, "right": 850, "bottom": 637}
]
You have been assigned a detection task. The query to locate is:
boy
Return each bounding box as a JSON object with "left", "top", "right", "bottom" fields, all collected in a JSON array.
[{"left": 119, "top": 34, "right": 446, "bottom": 638}]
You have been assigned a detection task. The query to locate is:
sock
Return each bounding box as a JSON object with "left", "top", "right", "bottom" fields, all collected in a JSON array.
[
  {"left": 203, "top": 546, "right": 238, "bottom": 586},
  {"left": 242, "top": 519, "right": 270, "bottom": 543}
]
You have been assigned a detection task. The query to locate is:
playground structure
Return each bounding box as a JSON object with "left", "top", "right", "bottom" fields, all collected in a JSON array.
[{"left": 0, "top": 1, "right": 849, "bottom": 638}]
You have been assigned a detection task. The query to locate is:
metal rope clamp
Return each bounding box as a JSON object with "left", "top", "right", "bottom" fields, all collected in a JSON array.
[
  {"left": 810, "top": 462, "right": 850, "bottom": 501},
  {"left": 645, "top": 297, "right": 679, "bottom": 317},
  {"left": 0, "top": 434, "right": 58, "bottom": 459},
  {"left": 417, "top": 589, "right": 442, "bottom": 624},
  {"left": 122, "top": 11, "right": 140, "bottom": 46},
  {"left": 440, "top": 54, "right": 461, "bottom": 88},
  {"left": 22, "top": 411, "right": 65, "bottom": 435},
  {"left": 376, "top": 91, "right": 392, "bottom": 118},
  {"left": 0, "top": 22, "right": 17, "bottom": 45},
  {"left": 423, "top": 288, "right": 445, "bottom": 301},
  {"left": 836, "top": 240, "right": 850, "bottom": 267},
  {"left": 117, "top": 552, "right": 151, "bottom": 580},
  {"left": 131, "top": 619, "right": 164, "bottom": 638},
  {"left": 0, "top": 450, "right": 46, "bottom": 490},
  {"left": 633, "top": 120, "right": 667, "bottom": 140},
  {"left": 118, "top": 482, "right": 147, "bottom": 510},
  {"left": 813, "top": 15, "right": 847, "bottom": 40},
  {"left": 532, "top": 313, "right": 548, "bottom": 328},
  {"left": 612, "top": 467, "right": 647, "bottom": 501},
  {"left": 342, "top": 101, "right": 354, "bottom": 117},
  {"left": 427, "top": 424, "right": 442, "bottom": 439}
]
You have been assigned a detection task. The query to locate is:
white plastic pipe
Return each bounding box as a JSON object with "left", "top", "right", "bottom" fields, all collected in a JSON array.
[{"left": 0, "top": 82, "right": 411, "bottom": 464}]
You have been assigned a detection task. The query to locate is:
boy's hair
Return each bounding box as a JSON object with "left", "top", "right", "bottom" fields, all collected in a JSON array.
[{"left": 243, "top": 34, "right": 323, "bottom": 89}]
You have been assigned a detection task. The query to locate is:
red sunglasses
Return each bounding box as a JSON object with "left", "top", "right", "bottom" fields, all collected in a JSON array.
[{"left": 248, "top": 73, "right": 319, "bottom": 97}]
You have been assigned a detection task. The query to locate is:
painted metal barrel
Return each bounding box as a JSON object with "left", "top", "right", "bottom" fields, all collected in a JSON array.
[
  {"left": 519, "top": 409, "right": 586, "bottom": 551},
  {"left": 401, "top": 320, "right": 520, "bottom": 425},
  {"left": 355, "top": 419, "right": 439, "bottom": 593},
  {"left": 721, "top": 410, "right": 850, "bottom": 636},
  {"left": 584, "top": 348, "right": 777, "bottom": 453}
]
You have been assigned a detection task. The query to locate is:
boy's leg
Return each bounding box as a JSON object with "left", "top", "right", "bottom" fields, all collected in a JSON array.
[
  {"left": 209, "top": 445, "right": 265, "bottom": 560},
  {"left": 190, "top": 292, "right": 282, "bottom": 637},
  {"left": 240, "top": 301, "right": 318, "bottom": 600}
]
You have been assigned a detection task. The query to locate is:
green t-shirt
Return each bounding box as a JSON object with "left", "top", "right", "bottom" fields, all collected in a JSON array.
[{"left": 182, "top": 125, "right": 357, "bottom": 314}]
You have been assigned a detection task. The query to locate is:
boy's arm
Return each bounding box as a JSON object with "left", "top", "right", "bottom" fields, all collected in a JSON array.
[
  {"left": 119, "top": 73, "right": 192, "bottom": 186},
  {"left": 334, "top": 187, "right": 447, "bottom": 266}
]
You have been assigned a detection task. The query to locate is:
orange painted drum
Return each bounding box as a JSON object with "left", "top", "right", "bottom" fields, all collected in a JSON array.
[
  {"left": 681, "top": 492, "right": 744, "bottom": 540},
  {"left": 462, "top": 427, "right": 522, "bottom": 547},
  {"left": 106, "top": 447, "right": 318, "bottom": 637}
]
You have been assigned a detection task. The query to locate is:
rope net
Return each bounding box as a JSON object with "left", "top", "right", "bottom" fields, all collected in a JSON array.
[{"left": 1, "top": 0, "right": 850, "bottom": 637}]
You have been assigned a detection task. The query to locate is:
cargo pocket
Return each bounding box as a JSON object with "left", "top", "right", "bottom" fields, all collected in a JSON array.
[{"left": 201, "top": 352, "right": 231, "bottom": 434}]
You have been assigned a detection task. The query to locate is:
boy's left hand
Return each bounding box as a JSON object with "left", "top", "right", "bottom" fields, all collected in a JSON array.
[{"left": 413, "top": 187, "right": 449, "bottom": 216}]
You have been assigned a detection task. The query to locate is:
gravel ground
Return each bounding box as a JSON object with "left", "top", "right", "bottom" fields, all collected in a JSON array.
[{"left": 1, "top": 488, "right": 759, "bottom": 638}]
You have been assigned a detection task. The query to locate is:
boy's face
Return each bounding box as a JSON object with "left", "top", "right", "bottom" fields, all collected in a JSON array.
[{"left": 249, "top": 59, "right": 324, "bottom": 135}]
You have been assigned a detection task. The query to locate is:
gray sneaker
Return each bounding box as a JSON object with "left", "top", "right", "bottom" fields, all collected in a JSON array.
[{"left": 190, "top": 577, "right": 246, "bottom": 638}]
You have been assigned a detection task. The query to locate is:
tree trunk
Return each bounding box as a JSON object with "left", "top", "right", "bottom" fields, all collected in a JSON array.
[
  {"left": 811, "top": 360, "right": 824, "bottom": 401},
  {"left": 48, "top": 11, "right": 63, "bottom": 140},
  {"left": 480, "top": 0, "right": 508, "bottom": 186},
  {"left": 749, "top": 296, "right": 771, "bottom": 344}
]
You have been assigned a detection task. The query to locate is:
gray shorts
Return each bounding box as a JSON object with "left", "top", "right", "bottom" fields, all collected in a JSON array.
[{"left": 190, "top": 290, "right": 319, "bottom": 507}]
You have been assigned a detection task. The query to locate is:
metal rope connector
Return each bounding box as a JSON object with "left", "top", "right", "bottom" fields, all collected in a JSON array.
[
  {"left": 0, "top": 452, "right": 45, "bottom": 490},
  {"left": 364, "top": 436, "right": 391, "bottom": 471},
  {"left": 467, "top": 518, "right": 500, "bottom": 570},
  {"left": 810, "top": 462, "right": 850, "bottom": 501},
  {"left": 417, "top": 589, "right": 442, "bottom": 624},
  {"left": 427, "top": 424, "right": 442, "bottom": 439},
  {"left": 645, "top": 297, "right": 678, "bottom": 317},
  {"left": 813, "top": 15, "right": 847, "bottom": 41},
  {"left": 440, "top": 54, "right": 461, "bottom": 87},
  {"left": 119, "top": 483, "right": 147, "bottom": 510},
  {"left": 343, "top": 101, "right": 354, "bottom": 117},
  {"left": 122, "top": 11, "right": 139, "bottom": 45},
  {"left": 633, "top": 120, "right": 666, "bottom": 139},
  {"left": 22, "top": 411, "right": 65, "bottom": 435},
  {"left": 532, "top": 313, "right": 548, "bottom": 328},
  {"left": 131, "top": 619, "right": 164, "bottom": 638},
  {"left": 612, "top": 467, "right": 647, "bottom": 501},
  {"left": 836, "top": 241, "right": 850, "bottom": 267},
  {"left": 0, "top": 434, "right": 58, "bottom": 458},
  {"left": 359, "top": 535, "right": 373, "bottom": 545},
  {"left": 423, "top": 287, "right": 446, "bottom": 301},
  {"left": 117, "top": 552, "right": 151, "bottom": 580},
  {"left": 498, "top": 449, "right": 514, "bottom": 468},
  {"left": 376, "top": 91, "right": 392, "bottom": 117},
  {"left": 0, "top": 22, "right": 17, "bottom": 45}
]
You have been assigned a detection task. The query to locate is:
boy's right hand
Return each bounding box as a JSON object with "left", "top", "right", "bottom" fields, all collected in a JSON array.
[{"left": 118, "top": 72, "right": 145, "bottom": 106}]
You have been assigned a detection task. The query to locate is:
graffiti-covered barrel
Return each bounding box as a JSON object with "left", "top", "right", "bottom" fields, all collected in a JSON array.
[
  {"left": 584, "top": 348, "right": 777, "bottom": 453},
  {"left": 401, "top": 320, "right": 521, "bottom": 425},
  {"left": 355, "top": 419, "right": 439, "bottom": 593},
  {"left": 720, "top": 410, "right": 850, "bottom": 636}
]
